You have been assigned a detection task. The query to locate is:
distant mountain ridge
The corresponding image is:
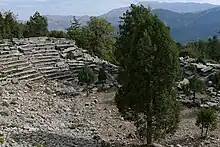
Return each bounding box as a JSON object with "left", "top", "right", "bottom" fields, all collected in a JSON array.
[
  {"left": 46, "top": 1, "right": 220, "bottom": 43},
  {"left": 138, "top": 1, "right": 218, "bottom": 13}
]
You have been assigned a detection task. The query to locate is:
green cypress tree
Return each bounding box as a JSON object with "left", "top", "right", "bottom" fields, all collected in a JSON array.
[
  {"left": 25, "top": 11, "right": 48, "bottom": 37},
  {"left": 115, "top": 4, "right": 180, "bottom": 145}
]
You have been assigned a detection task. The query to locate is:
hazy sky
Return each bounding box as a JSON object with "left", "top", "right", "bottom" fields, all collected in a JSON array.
[{"left": 0, "top": 0, "right": 220, "bottom": 20}]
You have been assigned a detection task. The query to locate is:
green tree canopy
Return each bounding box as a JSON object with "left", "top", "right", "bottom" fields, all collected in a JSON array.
[
  {"left": 24, "top": 11, "right": 48, "bottom": 37},
  {"left": 0, "top": 11, "right": 24, "bottom": 39},
  {"left": 48, "top": 30, "right": 67, "bottom": 38},
  {"left": 115, "top": 4, "right": 180, "bottom": 145},
  {"left": 67, "top": 16, "right": 116, "bottom": 63}
]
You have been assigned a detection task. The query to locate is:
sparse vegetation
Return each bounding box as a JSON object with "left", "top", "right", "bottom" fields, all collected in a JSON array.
[
  {"left": 189, "top": 75, "right": 205, "bottom": 104},
  {"left": 0, "top": 3, "right": 220, "bottom": 147},
  {"left": 182, "top": 83, "right": 191, "bottom": 96},
  {"left": 196, "top": 107, "right": 217, "bottom": 138},
  {"left": 211, "top": 72, "right": 220, "bottom": 96}
]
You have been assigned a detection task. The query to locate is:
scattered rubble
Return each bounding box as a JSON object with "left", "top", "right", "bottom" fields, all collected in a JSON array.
[{"left": 179, "top": 56, "right": 220, "bottom": 108}]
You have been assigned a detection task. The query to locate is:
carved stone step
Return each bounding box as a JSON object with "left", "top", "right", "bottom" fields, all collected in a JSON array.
[
  {"left": 34, "top": 56, "right": 60, "bottom": 60},
  {"left": 0, "top": 59, "right": 27, "bottom": 66},
  {"left": 0, "top": 57, "right": 20, "bottom": 63},
  {"left": 55, "top": 44, "right": 75, "bottom": 50},
  {"left": 2, "top": 65, "right": 31, "bottom": 74},
  {"left": 38, "top": 66, "right": 59, "bottom": 71},
  {"left": 31, "top": 58, "right": 60, "bottom": 64},
  {"left": 24, "top": 49, "right": 57, "bottom": 55},
  {"left": 45, "top": 68, "right": 70, "bottom": 76},
  {"left": 34, "top": 61, "right": 57, "bottom": 67},
  {"left": 26, "top": 75, "right": 44, "bottom": 81},
  {"left": 47, "top": 72, "right": 72, "bottom": 80},
  {"left": 18, "top": 73, "right": 43, "bottom": 81},
  {"left": 41, "top": 69, "right": 60, "bottom": 74},
  {"left": 0, "top": 52, "right": 22, "bottom": 58},
  {"left": 8, "top": 69, "right": 37, "bottom": 78},
  {"left": 28, "top": 52, "right": 59, "bottom": 57}
]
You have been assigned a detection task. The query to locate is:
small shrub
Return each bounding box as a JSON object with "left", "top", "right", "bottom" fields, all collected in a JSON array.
[
  {"left": 196, "top": 107, "right": 217, "bottom": 137},
  {"left": 189, "top": 76, "right": 205, "bottom": 103},
  {"left": 36, "top": 144, "right": 44, "bottom": 147},
  {"left": 196, "top": 56, "right": 206, "bottom": 64},
  {"left": 98, "top": 67, "right": 107, "bottom": 90},
  {"left": 46, "top": 37, "right": 51, "bottom": 41},
  {"left": 0, "top": 134, "right": 4, "bottom": 144},
  {"left": 78, "top": 66, "right": 96, "bottom": 96},
  {"left": 49, "top": 30, "right": 67, "bottom": 38},
  {"left": 182, "top": 84, "right": 190, "bottom": 96}
]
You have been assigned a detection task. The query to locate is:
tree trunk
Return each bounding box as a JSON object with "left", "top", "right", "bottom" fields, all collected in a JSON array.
[
  {"left": 147, "top": 101, "right": 153, "bottom": 146},
  {"left": 147, "top": 118, "right": 153, "bottom": 146},
  {"left": 193, "top": 91, "right": 196, "bottom": 104},
  {"left": 205, "top": 127, "right": 209, "bottom": 137},
  {"left": 201, "top": 126, "right": 204, "bottom": 137},
  {"left": 101, "top": 81, "right": 104, "bottom": 91},
  {"left": 86, "top": 84, "right": 89, "bottom": 97}
]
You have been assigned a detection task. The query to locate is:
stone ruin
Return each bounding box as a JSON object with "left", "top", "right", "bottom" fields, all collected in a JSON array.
[
  {"left": 2, "top": 37, "right": 220, "bottom": 108},
  {"left": 178, "top": 56, "right": 220, "bottom": 108},
  {"left": 0, "top": 37, "right": 118, "bottom": 89}
]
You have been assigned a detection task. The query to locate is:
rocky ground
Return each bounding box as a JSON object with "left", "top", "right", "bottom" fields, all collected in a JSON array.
[{"left": 1, "top": 80, "right": 220, "bottom": 147}]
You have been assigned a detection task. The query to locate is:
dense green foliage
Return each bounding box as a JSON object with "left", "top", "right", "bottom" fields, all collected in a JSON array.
[
  {"left": 196, "top": 107, "right": 217, "bottom": 137},
  {"left": 67, "top": 16, "right": 116, "bottom": 63},
  {"left": 48, "top": 30, "right": 67, "bottom": 38},
  {"left": 24, "top": 11, "right": 48, "bottom": 37},
  {"left": 78, "top": 66, "right": 96, "bottom": 96},
  {"left": 115, "top": 4, "right": 180, "bottom": 145},
  {"left": 179, "top": 36, "right": 220, "bottom": 62},
  {"left": 0, "top": 11, "right": 50, "bottom": 39},
  {"left": 0, "top": 11, "right": 24, "bottom": 39}
]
